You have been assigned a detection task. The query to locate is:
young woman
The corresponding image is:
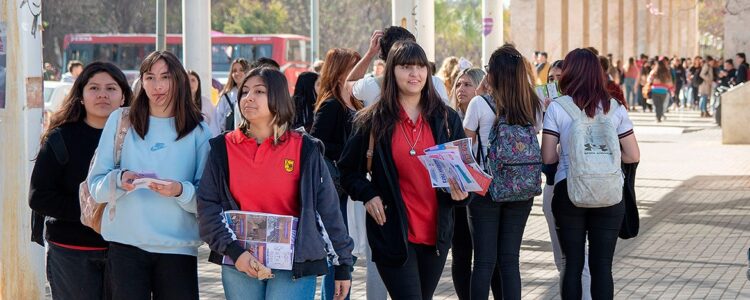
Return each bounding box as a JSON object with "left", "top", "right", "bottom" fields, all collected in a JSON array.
[
  {"left": 338, "top": 41, "right": 469, "bottom": 300},
  {"left": 453, "top": 67, "right": 503, "bottom": 300},
  {"left": 647, "top": 59, "right": 674, "bottom": 122},
  {"left": 624, "top": 57, "right": 639, "bottom": 110},
  {"left": 215, "top": 58, "right": 251, "bottom": 132},
  {"left": 188, "top": 70, "right": 220, "bottom": 136},
  {"left": 638, "top": 60, "right": 653, "bottom": 112},
  {"left": 309, "top": 48, "right": 363, "bottom": 300},
  {"left": 197, "top": 67, "right": 354, "bottom": 300},
  {"left": 542, "top": 48, "right": 640, "bottom": 299},
  {"left": 29, "top": 62, "right": 131, "bottom": 300},
  {"left": 87, "top": 51, "right": 211, "bottom": 300},
  {"left": 467, "top": 44, "right": 542, "bottom": 300},
  {"left": 291, "top": 71, "right": 320, "bottom": 132}
]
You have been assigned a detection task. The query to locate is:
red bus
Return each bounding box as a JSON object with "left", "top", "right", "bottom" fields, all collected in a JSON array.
[{"left": 63, "top": 32, "right": 310, "bottom": 89}]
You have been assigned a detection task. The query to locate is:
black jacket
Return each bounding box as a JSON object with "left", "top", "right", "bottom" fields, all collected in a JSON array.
[
  {"left": 338, "top": 107, "right": 468, "bottom": 267},
  {"left": 310, "top": 98, "right": 354, "bottom": 162},
  {"left": 196, "top": 131, "right": 354, "bottom": 280}
]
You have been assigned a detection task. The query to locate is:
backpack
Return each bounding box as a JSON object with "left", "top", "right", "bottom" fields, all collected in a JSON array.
[
  {"left": 223, "top": 94, "right": 236, "bottom": 132},
  {"left": 556, "top": 96, "right": 624, "bottom": 208},
  {"left": 30, "top": 129, "right": 70, "bottom": 246},
  {"left": 79, "top": 108, "right": 131, "bottom": 233},
  {"left": 486, "top": 112, "right": 542, "bottom": 202}
]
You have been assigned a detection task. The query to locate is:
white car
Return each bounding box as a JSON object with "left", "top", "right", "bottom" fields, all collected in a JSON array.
[{"left": 44, "top": 81, "right": 73, "bottom": 114}]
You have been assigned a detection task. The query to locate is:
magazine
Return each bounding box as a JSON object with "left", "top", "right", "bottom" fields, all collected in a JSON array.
[
  {"left": 418, "top": 138, "right": 492, "bottom": 195},
  {"left": 222, "top": 210, "right": 298, "bottom": 270}
]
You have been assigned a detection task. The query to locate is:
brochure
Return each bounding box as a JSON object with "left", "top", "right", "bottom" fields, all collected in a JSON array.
[
  {"left": 222, "top": 210, "right": 298, "bottom": 270},
  {"left": 418, "top": 138, "right": 492, "bottom": 195}
]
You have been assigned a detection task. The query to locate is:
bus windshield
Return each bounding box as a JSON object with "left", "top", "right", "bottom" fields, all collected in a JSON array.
[{"left": 212, "top": 44, "right": 272, "bottom": 71}]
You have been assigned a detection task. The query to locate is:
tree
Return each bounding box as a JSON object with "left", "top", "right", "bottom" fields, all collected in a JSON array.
[{"left": 220, "top": 0, "right": 289, "bottom": 34}]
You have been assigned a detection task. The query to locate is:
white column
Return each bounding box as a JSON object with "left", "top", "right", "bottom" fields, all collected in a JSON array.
[
  {"left": 623, "top": 0, "right": 636, "bottom": 60},
  {"left": 156, "top": 0, "right": 167, "bottom": 51},
  {"left": 544, "top": 0, "right": 563, "bottom": 61},
  {"left": 182, "top": 0, "right": 212, "bottom": 100},
  {"left": 568, "top": 0, "right": 584, "bottom": 51},
  {"left": 636, "top": 0, "right": 648, "bottom": 56},
  {"left": 310, "top": 0, "right": 320, "bottom": 62},
  {"left": 607, "top": 0, "right": 622, "bottom": 60},
  {"left": 482, "top": 0, "right": 504, "bottom": 65},
  {"left": 0, "top": 0, "right": 46, "bottom": 298},
  {"left": 589, "top": 0, "right": 604, "bottom": 52},
  {"left": 392, "top": 0, "right": 435, "bottom": 61},
  {"left": 510, "top": 0, "right": 538, "bottom": 61}
]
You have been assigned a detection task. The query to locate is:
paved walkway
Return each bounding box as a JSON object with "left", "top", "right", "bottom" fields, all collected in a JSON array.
[{"left": 198, "top": 110, "right": 750, "bottom": 299}]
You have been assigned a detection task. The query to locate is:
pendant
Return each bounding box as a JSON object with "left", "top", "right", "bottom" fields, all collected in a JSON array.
[{"left": 409, "top": 149, "right": 417, "bottom": 156}]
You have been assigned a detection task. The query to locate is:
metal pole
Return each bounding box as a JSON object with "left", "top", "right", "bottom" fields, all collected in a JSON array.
[
  {"left": 156, "top": 0, "right": 167, "bottom": 51},
  {"left": 310, "top": 0, "right": 319, "bottom": 63},
  {"left": 392, "top": 0, "right": 435, "bottom": 61},
  {"left": 182, "top": 0, "right": 212, "bottom": 102},
  {"left": 0, "top": 0, "right": 46, "bottom": 298},
  {"left": 482, "top": 0, "right": 504, "bottom": 66}
]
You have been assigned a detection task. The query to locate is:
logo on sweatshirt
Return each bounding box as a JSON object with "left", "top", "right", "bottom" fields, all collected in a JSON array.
[
  {"left": 150, "top": 143, "right": 166, "bottom": 152},
  {"left": 284, "top": 159, "right": 295, "bottom": 173}
]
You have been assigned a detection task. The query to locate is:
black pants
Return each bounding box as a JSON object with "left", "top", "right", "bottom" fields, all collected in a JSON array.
[
  {"left": 652, "top": 93, "right": 667, "bottom": 121},
  {"left": 552, "top": 180, "right": 624, "bottom": 300},
  {"left": 376, "top": 242, "right": 448, "bottom": 300},
  {"left": 468, "top": 196, "right": 533, "bottom": 300},
  {"left": 108, "top": 242, "right": 198, "bottom": 300},
  {"left": 46, "top": 242, "right": 109, "bottom": 300},
  {"left": 451, "top": 206, "right": 502, "bottom": 300}
]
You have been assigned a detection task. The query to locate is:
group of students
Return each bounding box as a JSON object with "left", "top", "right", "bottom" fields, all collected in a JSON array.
[{"left": 30, "top": 25, "right": 641, "bottom": 300}]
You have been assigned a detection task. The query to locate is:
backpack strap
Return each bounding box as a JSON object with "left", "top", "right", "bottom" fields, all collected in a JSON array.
[
  {"left": 47, "top": 129, "right": 69, "bottom": 165},
  {"left": 366, "top": 132, "right": 375, "bottom": 174},
  {"left": 113, "top": 108, "right": 131, "bottom": 168},
  {"left": 556, "top": 96, "right": 583, "bottom": 121}
]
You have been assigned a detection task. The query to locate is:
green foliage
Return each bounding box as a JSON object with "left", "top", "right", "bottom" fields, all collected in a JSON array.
[
  {"left": 220, "top": 1, "right": 289, "bottom": 34},
  {"left": 435, "top": 0, "right": 482, "bottom": 64}
]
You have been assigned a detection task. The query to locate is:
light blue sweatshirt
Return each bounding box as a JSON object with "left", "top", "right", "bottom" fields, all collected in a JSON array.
[{"left": 87, "top": 108, "right": 211, "bottom": 256}]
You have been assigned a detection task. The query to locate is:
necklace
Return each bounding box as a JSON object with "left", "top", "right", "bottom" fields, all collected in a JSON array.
[{"left": 399, "top": 117, "right": 424, "bottom": 156}]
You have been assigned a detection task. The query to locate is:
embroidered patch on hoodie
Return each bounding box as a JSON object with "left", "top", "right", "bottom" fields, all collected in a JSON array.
[
  {"left": 284, "top": 159, "right": 295, "bottom": 173},
  {"left": 150, "top": 143, "right": 166, "bottom": 152}
]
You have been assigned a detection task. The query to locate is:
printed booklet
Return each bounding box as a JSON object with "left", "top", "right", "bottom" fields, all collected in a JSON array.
[
  {"left": 417, "top": 138, "right": 492, "bottom": 195},
  {"left": 222, "top": 210, "right": 298, "bottom": 270}
]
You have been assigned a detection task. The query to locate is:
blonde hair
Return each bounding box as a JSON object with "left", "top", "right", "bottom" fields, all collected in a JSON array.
[{"left": 450, "top": 68, "right": 486, "bottom": 113}]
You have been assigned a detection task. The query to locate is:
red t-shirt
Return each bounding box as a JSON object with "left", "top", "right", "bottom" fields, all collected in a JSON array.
[
  {"left": 226, "top": 129, "right": 303, "bottom": 217},
  {"left": 391, "top": 107, "right": 438, "bottom": 246}
]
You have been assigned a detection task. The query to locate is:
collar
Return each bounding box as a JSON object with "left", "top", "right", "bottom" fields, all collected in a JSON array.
[{"left": 398, "top": 105, "right": 424, "bottom": 127}]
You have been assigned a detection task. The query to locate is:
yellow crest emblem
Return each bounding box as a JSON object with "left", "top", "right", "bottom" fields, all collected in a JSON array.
[{"left": 284, "top": 159, "right": 295, "bottom": 172}]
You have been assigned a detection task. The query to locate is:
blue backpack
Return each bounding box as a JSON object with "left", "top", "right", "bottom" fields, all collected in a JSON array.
[{"left": 486, "top": 116, "right": 543, "bottom": 202}]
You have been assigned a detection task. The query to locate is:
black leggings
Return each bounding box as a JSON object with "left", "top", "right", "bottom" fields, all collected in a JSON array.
[
  {"left": 451, "top": 206, "right": 502, "bottom": 300},
  {"left": 552, "top": 180, "right": 624, "bottom": 300},
  {"left": 376, "top": 243, "right": 448, "bottom": 300}
]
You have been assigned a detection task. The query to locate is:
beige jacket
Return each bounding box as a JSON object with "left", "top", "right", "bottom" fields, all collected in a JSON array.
[{"left": 699, "top": 64, "right": 714, "bottom": 96}]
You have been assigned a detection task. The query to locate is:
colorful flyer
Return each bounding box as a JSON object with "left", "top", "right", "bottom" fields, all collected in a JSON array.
[{"left": 222, "top": 211, "right": 298, "bottom": 270}]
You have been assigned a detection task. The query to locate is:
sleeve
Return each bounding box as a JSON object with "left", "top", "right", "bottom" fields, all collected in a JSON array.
[
  {"left": 310, "top": 100, "right": 343, "bottom": 161},
  {"left": 616, "top": 106, "right": 635, "bottom": 139},
  {"left": 542, "top": 103, "right": 561, "bottom": 138},
  {"left": 196, "top": 139, "right": 247, "bottom": 262},
  {"left": 86, "top": 109, "right": 128, "bottom": 204},
  {"left": 214, "top": 94, "right": 229, "bottom": 132},
  {"left": 338, "top": 127, "right": 380, "bottom": 204},
  {"left": 737, "top": 65, "right": 748, "bottom": 83},
  {"left": 312, "top": 149, "right": 354, "bottom": 280},
  {"left": 432, "top": 76, "right": 450, "bottom": 103},
  {"left": 462, "top": 96, "right": 482, "bottom": 132},
  {"left": 28, "top": 134, "right": 81, "bottom": 221},
  {"left": 352, "top": 77, "right": 380, "bottom": 106},
  {"left": 173, "top": 125, "right": 212, "bottom": 214}
]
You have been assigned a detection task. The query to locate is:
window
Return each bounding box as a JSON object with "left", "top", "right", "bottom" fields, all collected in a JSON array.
[
  {"left": 286, "top": 39, "right": 305, "bottom": 62},
  {"left": 211, "top": 44, "right": 274, "bottom": 71}
]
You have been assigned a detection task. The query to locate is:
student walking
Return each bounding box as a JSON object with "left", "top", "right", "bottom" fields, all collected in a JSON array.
[
  {"left": 87, "top": 51, "right": 212, "bottom": 300},
  {"left": 542, "top": 48, "right": 640, "bottom": 299},
  {"left": 197, "top": 67, "right": 354, "bottom": 300},
  {"left": 215, "top": 58, "right": 251, "bottom": 132},
  {"left": 29, "top": 62, "right": 131, "bottom": 300},
  {"left": 338, "top": 41, "right": 469, "bottom": 300}
]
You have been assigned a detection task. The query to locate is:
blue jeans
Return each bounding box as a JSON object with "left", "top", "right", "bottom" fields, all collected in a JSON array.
[
  {"left": 699, "top": 95, "right": 709, "bottom": 113},
  {"left": 47, "top": 242, "right": 109, "bottom": 300},
  {"left": 222, "top": 265, "right": 316, "bottom": 300},
  {"left": 468, "top": 196, "right": 533, "bottom": 300},
  {"left": 322, "top": 190, "right": 351, "bottom": 300},
  {"left": 623, "top": 78, "right": 636, "bottom": 108}
]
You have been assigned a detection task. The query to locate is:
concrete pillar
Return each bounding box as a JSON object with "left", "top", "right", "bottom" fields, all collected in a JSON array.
[
  {"left": 589, "top": 0, "right": 604, "bottom": 51},
  {"left": 182, "top": 0, "right": 212, "bottom": 104},
  {"left": 623, "top": 0, "right": 636, "bottom": 60},
  {"left": 636, "top": 0, "right": 648, "bottom": 56},
  {"left": 723, "top": 0, "right": 750, "bottom": 57},
  {"left": 392, "top": 0, "right": 435, "bottom": 61},
  {"left": 607, "top": 0, "right": 623, "bottom": 59},
  {"left": 669, "top": 0, "right": 677, "bottom": 56},
  {"left": 310, "top": 0, "right": 319, "bottom": 62},
  {"left": 544, "top": 0, "right": 564, "bottom": 61},
  {"left": 0, "top": 0, "right": 47, "bottom": 298},
  {"left": 481, "top": 0, "right": 504, "bottom": 65},
  {"left": 688, "top": 0, "right": 698, "bottom": 57},
  {"left": 678, "top": 0, "right": 688, "bottom": 57},
  {"left": 510, "top": 0, "right": 539, "bottom": 60},
  {"left": 568, "top": 0, "right": 585, "bottom": 52},
  {"left": 647, "top": 2, "right": 659, "bottom": 56},
  {"left": 156, "top": 0, "right": 167, "bottom": 51}
]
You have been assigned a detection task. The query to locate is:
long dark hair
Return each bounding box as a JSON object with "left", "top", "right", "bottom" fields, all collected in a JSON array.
[
  {"left": 237, "top": 67, "right": 295, "bottom": 145},
  {"left": 486, "top": 44, "right": 541, "bottom": 125},
  {"left": 187, "top": 69, "right": 202, "bottom": 110},
  {"left": 315, "top": 48, "right": 363, "bottom": 111},
  {"left": 653, "top": 59, "right": 672, "bottom": 82},
  {"left": 42, "top": 61, "right": 132, "bottom": 143},
  {"left": 559, "top": 48, "right": 612, "bottom": 118},
  {"left": 130, "top": 51, "right": 203, "bottom": 140},
  {"left": 354, "top": 41, "right": 446, "bottom": 141}
]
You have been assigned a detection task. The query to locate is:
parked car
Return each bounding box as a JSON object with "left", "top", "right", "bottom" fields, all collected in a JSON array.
[{"left": 43, "top": 80, "right": 73, "bottom": 128}]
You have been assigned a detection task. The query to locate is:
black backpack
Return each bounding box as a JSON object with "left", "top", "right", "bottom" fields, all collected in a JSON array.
[{"left": 30, "top": 130, "right": 69, "bottom": 246}]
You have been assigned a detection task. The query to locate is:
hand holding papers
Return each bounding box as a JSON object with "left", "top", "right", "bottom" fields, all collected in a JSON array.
[{"left": 417, "top": 138, "right": 492, "bottom": 195}]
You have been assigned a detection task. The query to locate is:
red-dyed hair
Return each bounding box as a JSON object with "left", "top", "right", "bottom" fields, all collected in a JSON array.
[{"left": 559, "top": 48, "right": 612, "bottom": 118}]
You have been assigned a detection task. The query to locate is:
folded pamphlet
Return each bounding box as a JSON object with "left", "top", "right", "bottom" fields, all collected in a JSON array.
[
  {"left": 222, "top": 210, "right": 298, "bottom": 271},
  {"left": 418, "top": 138, "right": 492, "bottom": 195}
]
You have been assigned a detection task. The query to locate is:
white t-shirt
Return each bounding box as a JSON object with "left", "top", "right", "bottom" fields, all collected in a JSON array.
[
  {"left": 214, "top": 88, "right": 238, "bottom": 132},
  {"left": 462, "top": 95, "right": 496, "bottom": 165},
  {"left": 542, "top": 100, "right": 634, "bottom": 184},
  {"left": 352, "top": 75, "right": 449, "bottom": 106}
]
